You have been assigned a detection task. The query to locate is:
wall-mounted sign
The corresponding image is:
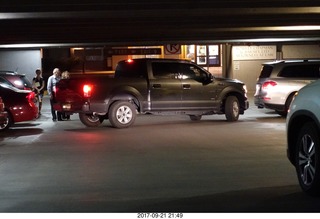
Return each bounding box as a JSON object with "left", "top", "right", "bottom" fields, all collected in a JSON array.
[
  {"left": 164, "top": 44, "right": 181, "bottom": 55},
  {"left": 233, "top": 45, "right": 277, "bottom": 60},
  {"left": 106, "top": 48, "right": 162, "bottom": 55}
]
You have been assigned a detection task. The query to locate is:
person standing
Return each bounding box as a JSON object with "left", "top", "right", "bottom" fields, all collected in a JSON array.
[
  {"left": 32, "top": 69, "right": 45, "bottom": 116},
  {"left": 60, "top": 71, "right": 71, "bottom": 120},
  {"left": 47, "top": 68, "right": 62, "bottom": 121}
]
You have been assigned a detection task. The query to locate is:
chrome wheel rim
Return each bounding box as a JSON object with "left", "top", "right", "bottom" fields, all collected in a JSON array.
[
  {"left": 232, "top": 101, "right": 239, "bottom": 117},
  {"left": 87, "top": 114, "right": 100, "bottom": 122},
  {"left": 298, "top": 134, "right": 316, "bottom": 186},
  {"left": 116, "top": 106, "right": 132, "bottom": 124},
  {"left": 0, "top": 118, "right": 9, "bottom": 130}
]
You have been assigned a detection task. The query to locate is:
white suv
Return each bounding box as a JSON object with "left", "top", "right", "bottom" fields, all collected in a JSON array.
[
  {"left": 287, "top": 80, "right": 320, "bottom": 195},
  {"left": 254, "top": 60, "right": 320, "bottom": 116}
]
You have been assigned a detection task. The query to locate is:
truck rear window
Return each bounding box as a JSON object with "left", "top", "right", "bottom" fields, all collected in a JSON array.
[{"left": 115, "top": 61, "right": 147, "bottom": 78}]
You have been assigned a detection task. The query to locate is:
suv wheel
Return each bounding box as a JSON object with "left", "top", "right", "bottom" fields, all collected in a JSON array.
[
  {"left": 276, "top": 94, "right": 295, "bottom": 117},
  {"left": 225, "top": 96, "right": 239, "bottom": 121},
  {"left": 296, "top": 122, "right": 320, "bottom": 195}
]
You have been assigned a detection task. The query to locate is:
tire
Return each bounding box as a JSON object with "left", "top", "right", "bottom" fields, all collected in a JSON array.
[
  {"left": 0, "top": 110, "right": 12, "bottom": 131},
  {"left": 189, "top": 115, "right": 202, "bottom": 121},
  {"left": 225, "top": 96, "right": 239, "bottom": 121},
  {"left": 276, "top": 94, "right": 295, "bottom": 117},
  {"left": 108, "top": 101, "right": 136, "bottom": 129},
  {"left": 295, "top": 122, "right": 320, "bottom": 195},
  {"left": 79, "top": 113, "right": 103, "bottom": 127}
]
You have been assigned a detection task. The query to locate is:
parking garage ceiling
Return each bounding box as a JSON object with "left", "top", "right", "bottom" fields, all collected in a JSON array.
[{"left": 1, "top": 1, "right": 320, "bottom": 47}]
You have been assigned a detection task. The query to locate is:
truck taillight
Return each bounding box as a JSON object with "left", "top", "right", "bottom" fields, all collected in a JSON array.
[{"left": 83, "top": 84, "right": 92, "bottom": 98}]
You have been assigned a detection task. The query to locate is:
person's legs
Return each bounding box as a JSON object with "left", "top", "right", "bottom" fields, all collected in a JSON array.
[
  {"left": 50, "top": 98, "right": 57, "bottom": 121},
  {"left": 38, "top": 94, "right": 43, "bottom": 115},
  {"left": 57, "top": 111, "right": 62, "bottom": 121}
]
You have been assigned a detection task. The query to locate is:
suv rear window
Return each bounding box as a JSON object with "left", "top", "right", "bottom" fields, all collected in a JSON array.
[
  {"left": 278, "top": 64, "right": 320, "bottom": 78},
  {"left": 259, "top": 65, "right": 273, "bottom": 78}
]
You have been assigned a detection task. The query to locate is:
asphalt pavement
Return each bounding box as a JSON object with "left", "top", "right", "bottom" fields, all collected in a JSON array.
[{"left": 1, "top": 95, "right": 320, "bottom": 213}]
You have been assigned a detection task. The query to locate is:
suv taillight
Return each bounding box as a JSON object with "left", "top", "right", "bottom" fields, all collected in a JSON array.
[
  {"left": 262, "top": 80, "right": 277, "bottom": 100},
  {"left": 262, "top": 80, "right": 277, "bottom": 91},
  {"left": 83, "top": 84, "right": 93, "bottom": 98}
]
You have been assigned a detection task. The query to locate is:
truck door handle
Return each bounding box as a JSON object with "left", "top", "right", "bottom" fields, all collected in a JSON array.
[
  {"left": 152, "top": 84, "right": 161, "bottom": 88},
  {"left": 183, "top": 84, "right": 191, "bottom": 89}
]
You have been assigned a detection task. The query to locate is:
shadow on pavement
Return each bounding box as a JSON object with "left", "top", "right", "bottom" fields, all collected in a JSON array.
[
  {"left": 8, "top": 185, "right": 320, "bottom": 213},
  {"left": 128, "top": 185, "right": 320, "bottom": 213}
]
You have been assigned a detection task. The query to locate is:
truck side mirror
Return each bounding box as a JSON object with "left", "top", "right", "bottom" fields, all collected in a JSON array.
[{"left": 208, "top": 73, "right": 214, "bottom": 82}]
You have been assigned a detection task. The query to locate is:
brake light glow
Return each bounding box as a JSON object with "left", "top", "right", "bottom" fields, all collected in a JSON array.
[
  {"left": 83, "top": 84, "right": 92, "bottom": 98},
  {"left": 262, "top": 80, "right": 277, "bottom": 100},
  {"left": 26, "top": 92, "right": 36, "bottom": 107},
  {"left": 127, "top": 59, "right": 134, "bottom": 63},
  {"left": 262, "top": 80, "right": 277, "bottom": 91}
]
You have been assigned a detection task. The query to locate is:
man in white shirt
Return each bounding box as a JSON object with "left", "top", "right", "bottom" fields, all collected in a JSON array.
[{"left": 47, "top": 68, "right": 62, "bottom": 121}]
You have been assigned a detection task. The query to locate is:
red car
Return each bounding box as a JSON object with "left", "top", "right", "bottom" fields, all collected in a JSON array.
[
  {"left": 0, "top": 71, "right": 33, "bottom": 90},
  {"left": 0, "top": 96, "right": 8, "bottom": 129},
  {"left": 0, "top": 83, "right": 38, "bottom": 130}
]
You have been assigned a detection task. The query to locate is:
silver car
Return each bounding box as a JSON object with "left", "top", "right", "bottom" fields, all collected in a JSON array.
[
  {"left": 254, "top": 60, "right": 320, "bottom": 116},
  {"left": 287, "top": 79, "right": 320, "bottom": 195}
]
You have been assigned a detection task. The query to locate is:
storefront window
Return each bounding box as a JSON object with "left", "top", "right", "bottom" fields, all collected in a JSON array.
[{"left": 187, "top": 45, "right": 220, "bottom": 67}]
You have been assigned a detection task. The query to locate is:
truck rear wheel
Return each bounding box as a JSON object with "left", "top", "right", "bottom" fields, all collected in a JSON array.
[
  {"left": 225, "top": 96, "right": 239, "bottom": 121},
  {"left": 108, "top": 101, "right": 136, "bottom": 128},
  {"left": 79, "top": 113, "right": 103, "bottom": 127}
]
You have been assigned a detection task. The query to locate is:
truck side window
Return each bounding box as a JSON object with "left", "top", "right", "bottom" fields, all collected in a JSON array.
[
  {"left": 180, "top": 64, "right": 196, "bottom": 79},
  {"left": 181, "top": 64, "right": 205, "bottom": 82},
  {"left": 152, "top": 62, "right": 179, "bottom": 79}
]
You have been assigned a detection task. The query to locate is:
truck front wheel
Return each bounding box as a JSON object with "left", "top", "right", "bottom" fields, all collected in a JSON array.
[
  {"left": 108, "top": 101, "right": 136, "bottom": 128},
  {"left": 79, "top": 113, "right": 103, "bottom": 127},
  {"left": 225, "top": 96, "right": 240, "bottom": 121}
]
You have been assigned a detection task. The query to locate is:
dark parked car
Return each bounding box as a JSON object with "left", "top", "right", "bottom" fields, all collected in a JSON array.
[
  {"left": 0, "top": 96, "right": 8, "bottom": 130},
  {"left": 0, "top": 83, "right": 38, "bottom": 130},
  {"left": 0, "top": 70, "right": 33, "bottom": 90}
]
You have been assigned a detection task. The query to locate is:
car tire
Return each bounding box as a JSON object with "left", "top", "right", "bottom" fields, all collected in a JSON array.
[
  {"left": 0, "top": 110, "right": 12, "bottom": 131},
  {"left": 295, "top": 122, "right": 320, "bottom": 195},
  {"left": 189, "top": 115, "right": 202, "bottom": 121},
  {"left": 276, "top": 94, "right": 295, "bottom": 117},
  {"left": 108, "top": 101, "right": 136, "bottom": 129},
  {"left": 79, "top": 113, "right": 103, "bottom": 127},
  {"left": 225, "top": 96, "right": 239, "bottom": 121}
]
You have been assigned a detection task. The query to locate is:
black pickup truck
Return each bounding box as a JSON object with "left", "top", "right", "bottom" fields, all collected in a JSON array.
[{"left": 54, "top": 58, "right": 249, "bottom": 128}]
